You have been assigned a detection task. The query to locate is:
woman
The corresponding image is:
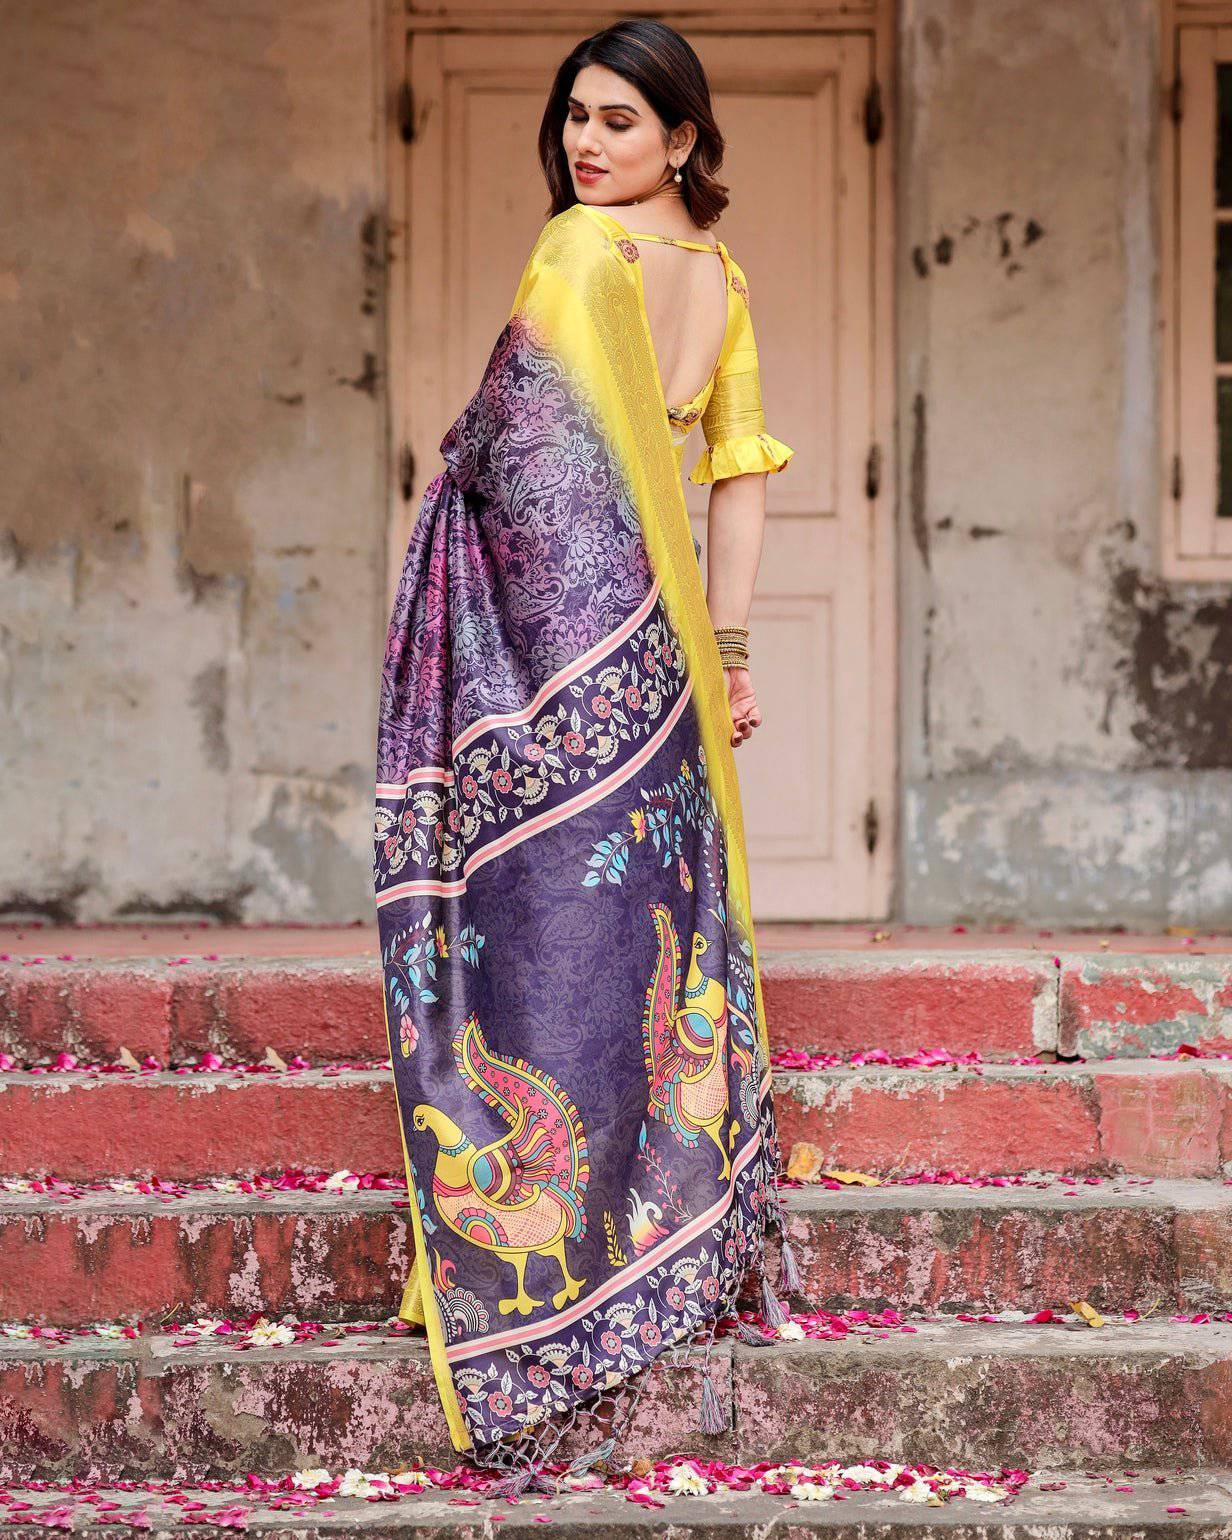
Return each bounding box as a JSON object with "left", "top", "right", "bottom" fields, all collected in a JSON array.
[{"left": 374, "top": 18, "right": 797, "bottom": 1488}]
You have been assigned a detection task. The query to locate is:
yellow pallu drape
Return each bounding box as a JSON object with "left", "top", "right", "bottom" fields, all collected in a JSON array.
[{"left": 508, "top": 203, "right": 771, "bottom": 1067}]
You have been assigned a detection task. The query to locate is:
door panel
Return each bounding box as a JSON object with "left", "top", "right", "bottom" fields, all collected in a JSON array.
[
  {"left": 398, "top": 27, "right": 889, "bottom": 919},
  {"left": 683, "top": 34, "right": 872, "bottom": 918}
]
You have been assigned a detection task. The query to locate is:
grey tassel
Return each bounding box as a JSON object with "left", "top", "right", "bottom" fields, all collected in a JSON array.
[
  {"left": 698, "top": 1364, "right": 727, "bottom": 1434},
  {"left": 734, "top": 1316, "right": 775, "bottom": 1346},
  {"left": 491, "top": 1466, "right": 537, "bottom": 1501},
  {"left": 778, "top": 1236, "right": 803, "bottom": 1293},
  {"left": 564, "top": 1436, "right": 617, "bottom": 1475},
  {"left": 760, "top": 1272, "right": 788, "bottom": 1327}
]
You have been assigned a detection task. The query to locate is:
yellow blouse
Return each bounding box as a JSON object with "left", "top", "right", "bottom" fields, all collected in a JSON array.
[{"left": 608, "top": 227, "right": 795, "bottom": 485}]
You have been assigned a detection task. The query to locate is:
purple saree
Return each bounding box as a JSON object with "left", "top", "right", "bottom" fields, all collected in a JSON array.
[{"left": 373, "top": 202, "right": 795, "bottom": 1478}]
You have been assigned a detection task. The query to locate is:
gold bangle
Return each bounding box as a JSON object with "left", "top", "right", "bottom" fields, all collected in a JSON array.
[{"left": 714, "top": 621, "right": 750, "bottom": 670}]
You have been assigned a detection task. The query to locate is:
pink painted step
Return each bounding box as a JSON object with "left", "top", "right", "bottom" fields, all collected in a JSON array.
[
  {"left": 1060, "top": 956, "right": 1232, "bottom": 1056},
  {"left": 2, "top": 1473, "right": 1231, "bottom": 1533},
  {"left": 773, "top": 1060, "right": 1232, "bottom": 1180},
  {"left": 776, "top": 1177, "right": 1232, "bottom": 1315},
  {"left": 3, "top": 1477, "right": 1232, "bottom": 1534},
  {"left": 0, "top": 954, "right": 1055, "bottom": 1064},
  {"left": 3, "top": 1322, "right": 1231, "bottom": 1479},
  {"left": 1, "top": 1180, "right": 1229, "bottom": 1327},
  {"left": 7, "top": 949, "right": 1232, "bottom": 1066},
  {"left": 4, "top": 1060, "right": 1231, "bottom": 1182},
  {"left": 9, "top": 942, "right": 1232, "bottom": 1065},
  {"left": 0, "top": 1069, "right": 397, "bottom": 1180}
]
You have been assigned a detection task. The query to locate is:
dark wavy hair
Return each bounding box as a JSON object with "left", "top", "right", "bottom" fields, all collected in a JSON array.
[{"left": 538, "top": 20, "right": 728, "bottom": 228}]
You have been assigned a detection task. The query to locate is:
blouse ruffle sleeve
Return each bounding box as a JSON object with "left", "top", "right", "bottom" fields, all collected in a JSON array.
[{"left": 688, "top": 265, "right": 795, "bottom": 486}]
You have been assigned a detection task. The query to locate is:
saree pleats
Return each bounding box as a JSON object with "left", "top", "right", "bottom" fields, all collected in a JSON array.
[{"left": 374, "top": 203, "right": 785, "bottom": 1469}]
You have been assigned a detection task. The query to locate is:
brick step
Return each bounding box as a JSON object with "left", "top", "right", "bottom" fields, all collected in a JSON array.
[
  {"left": 3, "top": 1321, "right": 1231, "bottom": 1479},
  {"left": 4, "top": 1061, "right": 1230, "bottom": 1181},
  {"left": 3, "top": 1179, "right": 1230, "bottom": 1326},
  {"left": 5, "top": 948, "right": 1230, "bottom": 1064},
  {"left": 0, "top": 954, "right": 1053, "bottom": 1064},
  {"left": 0, "top": 1470, "right": 1227, "bottom": 1535},
  {"left": 774, "top": 1059, "right": 1232, "bottom": 1179}
]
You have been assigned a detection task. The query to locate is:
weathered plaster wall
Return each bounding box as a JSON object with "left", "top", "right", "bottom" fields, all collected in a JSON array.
[
  {"left": 0, "top": 1, "right": 386, "bottom": 921},
  {"left": 8, "top": 0, "right": 1232, "bottom": 928},
  {"left": 898, "top": 0, "right": 1232, "bottom": 924}
]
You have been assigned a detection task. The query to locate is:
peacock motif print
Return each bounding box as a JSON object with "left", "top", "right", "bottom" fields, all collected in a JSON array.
[
  {"left": 413, "top": 1012, "right": 590, "bottom": 1317},
  {"left": 640, "top": 900, "right": 737, "bottom": 1182}
]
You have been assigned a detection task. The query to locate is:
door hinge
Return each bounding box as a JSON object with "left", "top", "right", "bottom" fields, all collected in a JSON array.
[
  {"left": 398, "top": 443, "right": 416, "bottom": 501},
  {"left": 863, "top": 797, "right": 879, "bottom": 856},
  {"left": 397, "top": 80, "right": 416, "bottom": 144},
  {"left": 865, "top": 441, "right": 882, "bottom": 499},
  {"left": 1170, "top": 75, "right": 1184, "bottom": 124},
  {"left": 1171, "top": 452, "right": 1183, "bottom": 501},
  {"left": 864, "top": 79, "right": 884, "bottom": 146}
]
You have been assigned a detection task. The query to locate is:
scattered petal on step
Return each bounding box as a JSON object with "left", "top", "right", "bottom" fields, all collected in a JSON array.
[
  {"left": 665, "top": 1463, "right": 709, "bottom": 1496},
  {"left": 896, "top": 1479, "right": 941, "bottom": 1504},
  {"left": 839, "top": 1464, "right": 888, "bottom": 1485},
  {"left": 821, "top": 1168, "right": 882, "bottom": 1186},
  {"left": 625, "top": 1481, "right": 665, "bottom": 1508},
  {"left": 790, "top": 1480, "right": 835, "bottom": 1500},
  {"left": 1070, "top": 1299, "right": 1106, "bottom": 1328}
]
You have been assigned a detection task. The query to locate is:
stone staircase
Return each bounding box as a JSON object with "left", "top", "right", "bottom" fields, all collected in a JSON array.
[{"left": 2, "top": 925, "right": 1232, "bottom": 1533}]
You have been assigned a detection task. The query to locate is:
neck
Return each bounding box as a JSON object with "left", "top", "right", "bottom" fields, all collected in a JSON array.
[{"left": 630, "top": 177, "right": 682, "bottom": 209}]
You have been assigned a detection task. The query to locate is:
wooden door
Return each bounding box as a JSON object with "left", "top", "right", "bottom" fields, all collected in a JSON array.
[{"left": 392, "top": 25, "right": 894, "bottom": 919}]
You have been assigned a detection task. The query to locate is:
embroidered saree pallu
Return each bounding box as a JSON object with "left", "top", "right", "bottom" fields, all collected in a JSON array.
[{"left": 373, "top": 202, "right": 795, "bottom": 1475}]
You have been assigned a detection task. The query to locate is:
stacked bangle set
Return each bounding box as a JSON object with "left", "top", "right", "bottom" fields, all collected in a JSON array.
[{"left": 713, "top": 623, "right": 750, "bottom": 669}]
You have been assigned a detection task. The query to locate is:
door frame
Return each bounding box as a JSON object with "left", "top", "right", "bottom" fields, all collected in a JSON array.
[{"left": 380, "top": 0, "right": 899, "bottom": 919}]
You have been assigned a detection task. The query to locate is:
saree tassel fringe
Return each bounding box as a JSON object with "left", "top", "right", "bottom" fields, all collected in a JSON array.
[
  {"left": 733, "top": 1315, "right": 776, "bottom": 1346},
  {"left": 760, "top": 1271, "right": 789, "bottom": 1328},
  {"left": 563, "top": 1436, "right": 618, "bottom": 1476},
  {"left": 491, "top": 1463, "right": 563, "bottom": 1501},
  {"left": 699, "top": 1362, "right": 729, "bottom": 1435},
  {"left": 778, "top": 1235, "right": 803, "bottom": 1294},
  {"left": 490, "top": 1467, "right": 538, "bottom": 1502}
]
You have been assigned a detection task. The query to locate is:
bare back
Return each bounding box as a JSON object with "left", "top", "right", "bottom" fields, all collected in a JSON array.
[{"left": 602, "top": 206, "right": 730, "bottom": 411}]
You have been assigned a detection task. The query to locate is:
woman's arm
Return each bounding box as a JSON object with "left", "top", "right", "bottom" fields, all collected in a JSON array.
[
  {"left": 705, "top": 470, "right": 768, "bottom": 747},
  {"left": 688, "top": 255, "right": 792, "bottom": 746}
]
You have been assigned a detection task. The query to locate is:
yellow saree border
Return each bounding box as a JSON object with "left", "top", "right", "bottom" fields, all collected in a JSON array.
[
  {"left": 380, "top": 987, "right": 472, "bottom": 1453},
  {"left": 510, "top": 204, "right": 771, "bottom": 1066}
]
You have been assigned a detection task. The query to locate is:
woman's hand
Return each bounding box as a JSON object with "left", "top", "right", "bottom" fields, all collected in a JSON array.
[{"left": 724, "top": 666, "right": 762, "bottom": 746}]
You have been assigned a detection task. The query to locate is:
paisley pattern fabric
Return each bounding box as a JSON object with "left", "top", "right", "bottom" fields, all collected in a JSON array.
[
  {"left": 376, "top": 315, "right": 652, "bottom": 783},
  {"left": 374, "top": 202, "right": 795, "bottom": 1474}
]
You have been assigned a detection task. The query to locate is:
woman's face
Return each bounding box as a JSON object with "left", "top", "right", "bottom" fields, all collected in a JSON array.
[{"left": 563, "top": 63, "right": 693, "bottom": 205}]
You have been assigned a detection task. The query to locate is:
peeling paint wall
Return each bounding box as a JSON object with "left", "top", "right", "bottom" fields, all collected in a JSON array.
[
  {"left": 0, "top": 1, "right": 386, "bottom": 921},
  {"left": 898, "top": 0, "right": 1232, "bottom": 924},
  {"left": 7, "top": 1, "right": 1232, "bottom": 928}
]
